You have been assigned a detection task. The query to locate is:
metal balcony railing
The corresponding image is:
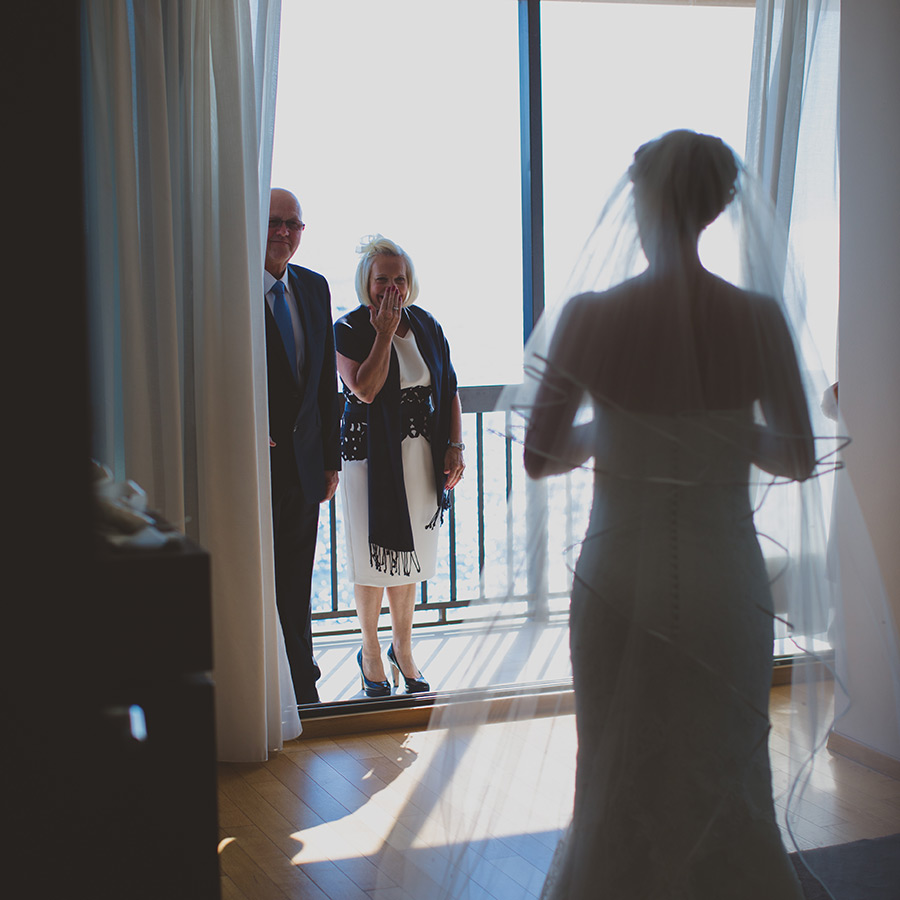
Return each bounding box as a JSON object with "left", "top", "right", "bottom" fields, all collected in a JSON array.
[
  {"left": 310, "top": 384, "right": 584, "bottom": 636},
  {"left": 311, "top": 384, "right": 828, "bottom": 669}
]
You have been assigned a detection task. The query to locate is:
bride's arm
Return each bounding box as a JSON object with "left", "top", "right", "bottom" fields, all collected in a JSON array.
[
  {"left": 751, "top": 298, "right": 815, "bottom": 481},
  {"left": 524, "top": 301, "right": 594, "bottom": 479},
  {"left": 525, "top": 413, "right": 594, "bottom": 479}
]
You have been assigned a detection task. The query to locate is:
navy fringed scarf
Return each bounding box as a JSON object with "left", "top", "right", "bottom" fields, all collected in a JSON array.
[{"left": 335, "top": 304, "right": 457, "bottom": 573}]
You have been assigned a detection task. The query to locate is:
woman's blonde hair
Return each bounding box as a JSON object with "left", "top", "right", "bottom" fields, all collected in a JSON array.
[{"left": 354, "top": 234, "right": 420, "bottom": 307}]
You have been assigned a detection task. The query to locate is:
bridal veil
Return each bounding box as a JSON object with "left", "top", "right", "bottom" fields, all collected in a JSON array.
[{"left": 372, "top": 130, "right": 900, "bottom": 900}]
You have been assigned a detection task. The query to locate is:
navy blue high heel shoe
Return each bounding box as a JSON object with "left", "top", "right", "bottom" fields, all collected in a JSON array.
[
  {"left": 357, "top": 648, "right": 391, "bottom": 698},
  {"left": 387, "top": 643, "right": 430, "bottom": 693}
]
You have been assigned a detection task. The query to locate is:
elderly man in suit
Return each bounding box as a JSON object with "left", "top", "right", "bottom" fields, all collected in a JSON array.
[{"left": 265, "top": 188, "right": 341, "bottom": 704}]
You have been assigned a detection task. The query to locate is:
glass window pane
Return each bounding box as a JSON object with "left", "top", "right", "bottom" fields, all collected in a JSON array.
[
  {"left": 541, "top": 2, "right": 756, "bottom": 308},
  {"left": 272, "top": 0, "right": 523, "bottom": 388}
]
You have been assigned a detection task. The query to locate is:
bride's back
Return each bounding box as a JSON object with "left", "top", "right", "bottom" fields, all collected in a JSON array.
[
  {"left": 525, "top": 130, "right": 814, "bottom": 484},
  {"left": 561, "top": 271, "right": 774, "bottom": 415}
]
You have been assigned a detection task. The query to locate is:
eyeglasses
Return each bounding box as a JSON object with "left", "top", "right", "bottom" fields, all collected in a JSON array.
[{"left": 268, "top": 218, "right": 305, "bottom": 233}]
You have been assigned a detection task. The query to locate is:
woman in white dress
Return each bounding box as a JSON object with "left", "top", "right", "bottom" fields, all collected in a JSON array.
[
  {"left": 522, "top": 130, "right": 815, "bottom": 899},
  {"left": 335, "top": 235, "right": 465, "bottom": 696}
]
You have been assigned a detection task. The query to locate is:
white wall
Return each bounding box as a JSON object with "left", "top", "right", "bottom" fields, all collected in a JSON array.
[{"left": 835, "top": 0, "right": 900, "bottom": 759}]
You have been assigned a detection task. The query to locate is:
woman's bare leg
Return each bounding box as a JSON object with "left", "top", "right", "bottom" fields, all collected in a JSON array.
[
  {"left": 354, "top": 584, "right": 387, "bottom": 682},
  {"left": 386, "top": 582, "right": 421, "bottom": 678}
]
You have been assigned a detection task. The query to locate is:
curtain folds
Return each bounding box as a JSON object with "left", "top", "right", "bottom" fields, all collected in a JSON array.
[
  {"left": 746, "top": 0, "right": 900, "bottom": 780},
  {"left": 82, "top": 0, "right": 297, "bottom": 761},
  {"left": 745, "top": 0, "right": 840, "bottom": 357}
]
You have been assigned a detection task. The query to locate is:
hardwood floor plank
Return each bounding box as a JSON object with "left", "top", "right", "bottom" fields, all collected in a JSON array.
[
  {"left": 221, "top": 781, "right": 374, "bottom": 899},
  {"left": 219, "top": 763, "right": 263, "bottom": 787},
  {"left": 494, "top": 831, "right": 556, "bottom": 874},
  {"left": 777, "top": 820, "right": 838, "bottom": 853},
  {"left": 217, "top": 830, "right": 289, "bottom": 900},
  {"left": 299, "top": 733, "right": 385, "bottom": 762},
  {"left": 366, "top": 887, "right": 418, "bottom": 900},
  {"left": 252, "top": 779, "right": 327, "bottom": 832},
  {"left": 219, "top": 790, "right": 255, "bottom": 828},
  {"left": 263, "top": 758, "right": 354, "bottom": 823},
  {"left": 310, "top": 753, "right": 393, "bottom": 801},
  {"left": 221, "top": 771, "right": 303, "bottom": 834},
  {"left": 247, "top": 757, "right": 421, "bottom": 896},
  {"left": 316, "top": 745, "right": 439, "bottom": 818},
  {"left": 222, "top": 762, "right": 278, "bottom": 786},
  {"left": 219, "top": 766, "right": 366, "bottom": 898},
  {"left": 466, "top": 851, "right": 543, "bottom": 900},
  {"left": 221, "top": 874, "right": 251, "bottom": 900},
  {"left": 292, "top": 744, "right": 441, "bottom": 824},
  {"left": 276, "top": 751, "right": 371, "bottom": 812},
  {"left": 224, "top": 825, "right": 330, "bottom": 900},
  {"left": 220, "top": 687, "right": 899, "bottom": 900},
  {"left": 292, "top": 859, "right": 372, "bottom": 900},
  {"left": 279, "top": 746, "right": 319, "bottom": 770}
]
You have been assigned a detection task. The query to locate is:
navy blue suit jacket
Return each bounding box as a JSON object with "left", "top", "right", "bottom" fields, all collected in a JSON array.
[{"left": 266, "top": 263, "right": 341, "bottom": 503}]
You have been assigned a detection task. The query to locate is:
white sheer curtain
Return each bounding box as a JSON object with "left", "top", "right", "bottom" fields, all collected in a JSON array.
[
  {"left": 745, "top": 0, "right": 840, "bottom": 365},
  {"left": 746, "top": 0, "right": 900, "bottom": 767},
  {"left": 82, "top": 0, "right": 299, "bottom": 761}
]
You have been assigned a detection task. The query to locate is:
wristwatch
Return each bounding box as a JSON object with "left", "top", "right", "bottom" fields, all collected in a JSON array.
[{"left": 448, "top": 441, "right": 465, "bottom": 450}]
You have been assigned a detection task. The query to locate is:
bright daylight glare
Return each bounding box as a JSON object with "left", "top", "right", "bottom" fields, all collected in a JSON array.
[{"left": 270, "top": 0, "right": 757, "bottom": 389}]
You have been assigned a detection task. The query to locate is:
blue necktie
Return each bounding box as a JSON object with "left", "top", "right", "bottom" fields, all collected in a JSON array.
[{"left": 271, "top": 280, "right": 298, "bottom": 381}]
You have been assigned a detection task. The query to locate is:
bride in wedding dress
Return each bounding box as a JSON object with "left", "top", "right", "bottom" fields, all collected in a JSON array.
[
  {"left": 522, "top": 129, "right": 813, "bottom": 899},
  {"left": 373, "top": 129, "right": 897, "bottom": 900}
]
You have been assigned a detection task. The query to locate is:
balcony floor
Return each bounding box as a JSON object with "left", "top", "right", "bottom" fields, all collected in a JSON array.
[{"left": 310, "top": 615, "right": 573, "bottom": 704}]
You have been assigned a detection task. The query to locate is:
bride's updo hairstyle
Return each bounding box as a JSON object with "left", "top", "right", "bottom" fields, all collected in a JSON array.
[
  {"left": 354, "top": 233, "right": 420, "bottom": 308},
  {"left": 629, "top": 129, "right": 739, "bottom": 239}
]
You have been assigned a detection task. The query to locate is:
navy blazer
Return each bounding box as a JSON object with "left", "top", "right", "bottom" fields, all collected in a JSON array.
[{"left": 266, "top": 263, "right": 341, "bottom": 504}]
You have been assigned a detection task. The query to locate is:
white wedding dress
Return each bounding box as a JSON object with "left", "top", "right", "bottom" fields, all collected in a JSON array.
[
  {"left": 374, "top": 131, "right": 898, "bottom": 900},
  {"left": 539, "top": 406, "right": 804, "bottom": 899}
]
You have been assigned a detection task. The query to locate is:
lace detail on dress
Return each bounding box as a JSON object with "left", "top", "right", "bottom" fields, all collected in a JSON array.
[
  {"left": 400, "top": 384, "right": 434, "bottom": 442},
  {"left": 340, "top": 389, "right": 368, "bottom": 461},
  {"left": 340, "top": 384, "right": 434, "bottom": 461}
]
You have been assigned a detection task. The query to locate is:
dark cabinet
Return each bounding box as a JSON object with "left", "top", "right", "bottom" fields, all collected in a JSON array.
[{"left": 89, "top": 538, "right": 220, "bottom": 899}]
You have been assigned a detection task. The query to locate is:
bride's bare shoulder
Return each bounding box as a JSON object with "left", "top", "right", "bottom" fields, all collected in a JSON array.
[
  {"left": 567, "top": 277, "right": 644, "bottom": 312},
  {"left": 707, "top": 273, "right": 782, "bottom": 318}
]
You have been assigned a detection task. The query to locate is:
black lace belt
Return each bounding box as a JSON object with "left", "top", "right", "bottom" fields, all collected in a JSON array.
[{"left": 341, "top": 385, "right": 434, "bottom": 462}]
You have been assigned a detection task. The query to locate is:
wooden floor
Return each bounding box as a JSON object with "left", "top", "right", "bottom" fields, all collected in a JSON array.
[{"left": 217, "top": 685, "right": 900, "bottom": 899}]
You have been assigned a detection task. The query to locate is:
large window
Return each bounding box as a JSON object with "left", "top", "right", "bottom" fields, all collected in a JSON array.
[
  {"left": 274, "top": 0, "right": 756, "bottom": 388},
  {"left": 274, "top": 1, "right": 759, "bottom": 702},
  {"left": 272, "top": 0, "right": 524, "bottom": 388},
  {"left": 541, "top": 1, "right": 755, "bottom": 309}
]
